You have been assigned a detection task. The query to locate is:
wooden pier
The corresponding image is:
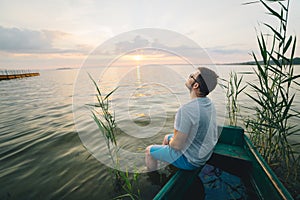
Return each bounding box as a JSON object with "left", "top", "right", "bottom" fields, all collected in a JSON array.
[{"left": 0, "top": 70, "right": 40, "bottom": 81}]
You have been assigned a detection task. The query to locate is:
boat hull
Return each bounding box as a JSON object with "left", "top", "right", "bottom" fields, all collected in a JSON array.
[{"left": 154, "top": 126, "right": 294, "bottom": 200}]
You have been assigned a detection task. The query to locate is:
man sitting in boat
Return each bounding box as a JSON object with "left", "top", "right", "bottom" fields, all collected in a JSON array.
[{"left": 145, "top": 67, "right": 219, "bottom": 171}]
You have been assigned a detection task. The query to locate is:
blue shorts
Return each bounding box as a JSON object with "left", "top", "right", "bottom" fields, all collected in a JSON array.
[{"left": 150, "top": 134, "right": 198, "bottom": 170}]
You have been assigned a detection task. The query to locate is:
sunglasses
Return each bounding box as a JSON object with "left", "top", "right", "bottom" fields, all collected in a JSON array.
[{"left": 189, "top": 74, "right": 200, "bottom": 84}]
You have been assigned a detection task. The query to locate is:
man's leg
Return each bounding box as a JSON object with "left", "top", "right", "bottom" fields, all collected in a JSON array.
[
  {"left": 145, "top": 145, "right": 157, "bottom": 171},
  {"left": 146, "top": 134, "right": 173, "bottom": 170},
  {"left": 146, "top": 144, "right": 198, "bottom": 171}
]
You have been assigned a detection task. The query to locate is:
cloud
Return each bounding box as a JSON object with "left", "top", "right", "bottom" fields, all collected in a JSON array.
[
  {"left": 0, "top": 26, "right": 89, "bottom": 54},
  {"left": 0, "top": 26, "right": 51, "bottom": 52},
  {"left": 114, "top": 35, "right": 150, "bottom": 53},
  {"left": 93, "top": 33, "right": 211, "bottom": 64},
  {"left": 208, "top": 48, "right": 248, "bottom": 55},
  {"left": 205, "top": 44, "right": 250, "bottom": 55},
  {"left": 91, "top": 31, "right": 251, "bottom": 65}
]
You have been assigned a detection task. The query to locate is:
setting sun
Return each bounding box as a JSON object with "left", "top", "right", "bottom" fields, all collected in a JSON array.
[{"left": 133, "top": 55, "right": 142, "bottom": 61}]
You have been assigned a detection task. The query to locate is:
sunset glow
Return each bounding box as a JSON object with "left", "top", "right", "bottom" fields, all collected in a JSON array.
[
  {"left": 0, "top": 1, "right": 299, "bottom": 69},
  {"left": 116, "top": 51, "right": 190, "bottom": 66},
  {"left": 133, "top": 55, "right": 142, "bottom": 61}
]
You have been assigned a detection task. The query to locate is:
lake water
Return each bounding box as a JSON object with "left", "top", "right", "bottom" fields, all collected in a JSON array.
[{"left": 0, "top": 65, "right": 299, "bottom": 199}]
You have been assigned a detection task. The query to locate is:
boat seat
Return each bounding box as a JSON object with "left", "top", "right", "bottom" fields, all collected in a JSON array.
[
  {"left": 206, "top": 143, "right": 253, "bottom": 178},
  {"left": 213, "top": 143, "right": 252, "bottom": 162}
]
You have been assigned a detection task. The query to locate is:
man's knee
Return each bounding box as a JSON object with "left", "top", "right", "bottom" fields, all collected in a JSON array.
[
  {"left": 163, "top": 135, "right": 169, "bottom": 141},
  {"left": 145, "top": 145, "right": 153, "bottom": 155}
]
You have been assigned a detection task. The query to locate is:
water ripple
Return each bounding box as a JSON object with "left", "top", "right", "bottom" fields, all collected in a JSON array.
[{"left": 1, "top": 67, "right": 299, "bottom": 199}]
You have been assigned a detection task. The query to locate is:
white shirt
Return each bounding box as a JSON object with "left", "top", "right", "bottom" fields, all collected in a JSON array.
[{"left": 174, "top": 97, "right": 218, "bottom": 166}]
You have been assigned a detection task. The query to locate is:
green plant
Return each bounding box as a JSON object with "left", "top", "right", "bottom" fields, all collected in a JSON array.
[
  {"left": 244, "top": 0, "right": 300, "bottom": 181},
  {"left": 114, "top": 169, "right": 141, "bottom": 200},
  {"left": 226, "top": 71, "right": 247, "bottom": 126},
  {"left": 89, "top": 74, "right": 141, "bottom": 199},
  {"left": 89, "top": 74, "right": 118, "bottom": 149}
]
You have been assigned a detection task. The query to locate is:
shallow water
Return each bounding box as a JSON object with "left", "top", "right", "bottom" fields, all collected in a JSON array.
[{"left": 0, "top": 65, "right": 299, "bottom": 199}]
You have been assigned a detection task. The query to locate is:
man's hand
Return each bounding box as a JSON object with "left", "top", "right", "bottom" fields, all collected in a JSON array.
[{"left": 169, "top": 129, "right": 188, "bottom": 150}]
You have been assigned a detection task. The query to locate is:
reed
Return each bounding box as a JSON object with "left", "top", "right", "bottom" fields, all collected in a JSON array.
[
  {"left": 89, "top": 74, "right": 118, "bottom": 150},
  {"left": 244, "top": 0, "right": 300, "bottom": 181},
  {"left": 114, "top": 169, "right": 141, "bottom": 200},
  {"left": 225, "top": 71, "right": 247, "bottom": 126},
  {"left": 89, "top": 74, "right": 141, "bottom": 199}
]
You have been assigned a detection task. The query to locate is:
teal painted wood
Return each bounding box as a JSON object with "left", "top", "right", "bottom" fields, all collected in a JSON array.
[
  {"left": 153, "top": 166, "right": 204, "bottom": 200},
  {"left": 243, "top": 135, "right": 294, "bottom": 200},
  {"left": 153, "top": 126, "right": 294, "bottom": 200}
]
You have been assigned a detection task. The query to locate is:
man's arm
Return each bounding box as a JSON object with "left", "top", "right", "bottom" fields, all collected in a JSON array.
[{"left": 169, "top": 129, "right": 188, "bottom": 150}]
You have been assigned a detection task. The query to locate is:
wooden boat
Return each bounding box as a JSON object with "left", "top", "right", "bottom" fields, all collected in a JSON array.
[{"left": 154, "top": 126, "right": 294, "bottom": 200}]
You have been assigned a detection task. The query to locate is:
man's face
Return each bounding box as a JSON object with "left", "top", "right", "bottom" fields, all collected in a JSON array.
[{"left": 185, "top": 71, "right": 200, "bottom": 92}]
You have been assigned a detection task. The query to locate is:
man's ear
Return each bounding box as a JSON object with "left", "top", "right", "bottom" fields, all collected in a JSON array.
[{"left": 193, "top": 82, "right": 199, "bottom": 89}]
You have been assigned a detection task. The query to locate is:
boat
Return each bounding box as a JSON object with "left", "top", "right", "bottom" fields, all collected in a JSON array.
[{"left": 153, "top": 126, "right": 294, "bottom": 200}]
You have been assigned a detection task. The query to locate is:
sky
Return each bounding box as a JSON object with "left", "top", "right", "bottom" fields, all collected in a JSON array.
[{"left": 0, "top": 0, "right": 299, "bottom": 69}]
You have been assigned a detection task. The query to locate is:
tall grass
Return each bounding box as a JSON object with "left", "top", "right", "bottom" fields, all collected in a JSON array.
[
  {"left": 89, "top": 74, "right": 141, "bottom": 200},
  {"left": 244, "top": 0, "right": 300, "bottom": 180},
  {"left": 225, "top": 72, "right": 247, "bottom": 126}
]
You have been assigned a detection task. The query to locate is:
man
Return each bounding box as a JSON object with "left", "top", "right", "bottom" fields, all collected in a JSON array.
[{"left": 145, "top": 67, "right": 219, "bottom": 171}]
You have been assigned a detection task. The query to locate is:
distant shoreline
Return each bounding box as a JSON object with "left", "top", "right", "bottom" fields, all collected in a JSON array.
[{"left": 222, "top": 57, "right": 300, "bottom": 66}]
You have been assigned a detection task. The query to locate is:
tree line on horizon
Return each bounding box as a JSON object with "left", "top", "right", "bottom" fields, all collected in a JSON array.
[{"left": 231, "top": 57, "right": 300, "bottom": 65}]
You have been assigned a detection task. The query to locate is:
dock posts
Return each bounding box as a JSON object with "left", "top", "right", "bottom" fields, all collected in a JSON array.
[{"left": 0, "top": 69, "right": 40, "bottom": 81}]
